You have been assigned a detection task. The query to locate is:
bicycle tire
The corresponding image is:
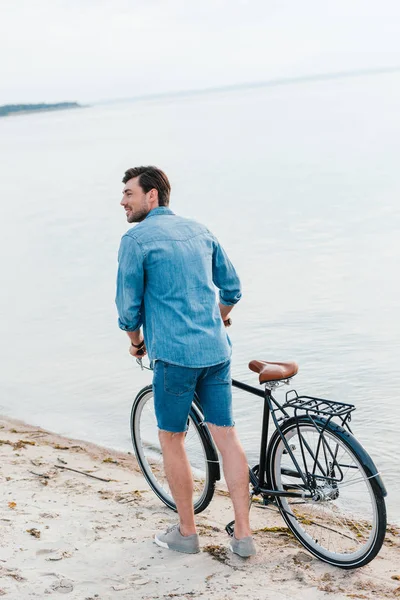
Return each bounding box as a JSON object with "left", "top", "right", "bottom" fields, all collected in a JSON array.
[
  {"left": 130, "top": 385, "right": 219, "bottom": 514},
  {"left": 267, "top": 416, "right": 386, "bottom": 568}
]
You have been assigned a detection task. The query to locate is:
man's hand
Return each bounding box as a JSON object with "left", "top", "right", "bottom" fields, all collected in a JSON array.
[
  {"left": 126, "top": 330, "right": 147, "bottom": 358},
  {"left": 219, "top": 302, "right": 233, "bottom": 322},
  {"left": 129, "top": 341, "right": 147, "bottom": 358}
]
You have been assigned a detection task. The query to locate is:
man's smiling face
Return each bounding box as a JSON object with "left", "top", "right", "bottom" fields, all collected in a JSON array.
[{"left": 120, "top": 176, "right": 151, "bottom": 223}]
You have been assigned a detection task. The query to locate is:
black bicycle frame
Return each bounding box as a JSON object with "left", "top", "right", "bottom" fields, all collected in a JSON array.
[
  {"left": 231, "top": 378, "right": 308, "bottom": 499},
  {"left": 196, "top": 373, "right": 385, "bottom": 503}
]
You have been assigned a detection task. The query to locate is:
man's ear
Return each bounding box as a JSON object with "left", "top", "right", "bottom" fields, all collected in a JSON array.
[{"left": 149, "top": 188, "right": 159, "bottom": 207}]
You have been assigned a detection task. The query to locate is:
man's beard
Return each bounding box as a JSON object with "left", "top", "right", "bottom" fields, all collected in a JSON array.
[{"left": 127, "top": 206, "right": 149, "bottom": 223}]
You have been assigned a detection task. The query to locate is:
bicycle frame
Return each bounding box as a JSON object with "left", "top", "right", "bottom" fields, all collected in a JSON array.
[
  {"left": 231, "top": 378, "right": 309, "bottom": 499},
  {"left": 231, "top": 378, "right": 386, "bottom": 501},
  {"left": 193, "top": 377, "right": 308, "bottom": 499},
  {"left": 137, "top": 358, "right": 386, "bottom": 501}
]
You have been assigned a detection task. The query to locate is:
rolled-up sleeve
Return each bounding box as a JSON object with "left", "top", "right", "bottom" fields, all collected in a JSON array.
[
  {"left": 212, "top": 238, "right": 242, "bottom": 306},
  {"left": 116, "top": 234, "right": 145, "bottom": 332}
]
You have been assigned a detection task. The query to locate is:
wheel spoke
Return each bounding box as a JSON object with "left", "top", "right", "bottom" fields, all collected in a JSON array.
[{"left": 270, "top": 420, "right": 385, "bottom": 567}]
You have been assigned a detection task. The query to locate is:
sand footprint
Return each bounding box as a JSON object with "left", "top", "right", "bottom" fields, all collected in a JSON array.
[
  {"left": 50, "top": 577, "right": 74, "bottom": 594},
  {"left": 43, "top": 573, "right": 74, "bottom": 594}
]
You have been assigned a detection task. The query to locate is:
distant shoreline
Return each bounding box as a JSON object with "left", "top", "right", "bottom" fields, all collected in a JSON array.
[{"left": 0, "top": 102, "right": 82, "bottom": 118}]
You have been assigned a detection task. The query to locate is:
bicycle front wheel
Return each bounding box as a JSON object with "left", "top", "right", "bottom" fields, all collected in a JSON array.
[
  {"left": 130, "top": 385, "right": 218, "bottom": 513},
  {"left": 268, "top": 418, "right": 386, "bottom": 568}
]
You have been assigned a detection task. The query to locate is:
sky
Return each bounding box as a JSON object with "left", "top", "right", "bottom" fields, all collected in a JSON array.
[{"left": 1, "top": 0, "right": 400, "bottom": 104}]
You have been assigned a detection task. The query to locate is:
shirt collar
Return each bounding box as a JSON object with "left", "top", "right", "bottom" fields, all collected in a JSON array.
[{"left": 145, "top": 207, "right": 175, "bottom": 219}]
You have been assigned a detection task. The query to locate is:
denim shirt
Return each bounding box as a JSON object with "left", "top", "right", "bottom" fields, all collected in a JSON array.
[{"left": 116, "top": 207, "right": 242, "bottom": 367}]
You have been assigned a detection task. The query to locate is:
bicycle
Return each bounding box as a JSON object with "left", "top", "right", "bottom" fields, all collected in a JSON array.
[{"left": 130, "top": 358, "right": 387, "bottom": 569}]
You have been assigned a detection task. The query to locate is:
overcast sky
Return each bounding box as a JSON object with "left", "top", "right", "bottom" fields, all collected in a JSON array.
[{"left": 1, "top": 0, "right": 400, "bottom": 104}]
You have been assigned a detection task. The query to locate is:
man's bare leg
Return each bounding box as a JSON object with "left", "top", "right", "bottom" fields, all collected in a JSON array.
[
  {"left": 158, "top": 430, "right": 196, "bottom": 536},
  {"left": 208, "top": 424, "right": 251, "bottom": 539}
]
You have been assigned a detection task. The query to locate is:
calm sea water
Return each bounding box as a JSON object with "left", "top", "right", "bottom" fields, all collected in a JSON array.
[{"left": 1, "top": 73, "right": 399, "bottom": 522}]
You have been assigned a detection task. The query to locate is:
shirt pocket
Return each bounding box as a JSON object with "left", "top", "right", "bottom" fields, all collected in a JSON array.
[{"left": 164, "top": 363, "right": 198, "bottom": 396}]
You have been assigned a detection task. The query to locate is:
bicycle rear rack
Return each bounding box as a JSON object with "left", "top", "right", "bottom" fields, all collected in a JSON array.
[{"left": 282, "top": 391, "right": 355, "bottom": 428}]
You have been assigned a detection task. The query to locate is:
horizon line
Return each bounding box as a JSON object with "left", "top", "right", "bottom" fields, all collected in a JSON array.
[{"left": 97, "top": 65, "right": 400, "bottom": 106}]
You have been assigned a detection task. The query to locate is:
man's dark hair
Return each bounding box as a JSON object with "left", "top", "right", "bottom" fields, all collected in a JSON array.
[{"left": 122, "top": 166, "right": 171, "bottom": 206}]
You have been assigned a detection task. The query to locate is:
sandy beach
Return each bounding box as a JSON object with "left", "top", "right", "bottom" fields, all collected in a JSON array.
[{"left": 0, "top": 416, "right": 399, "bottom": 600}]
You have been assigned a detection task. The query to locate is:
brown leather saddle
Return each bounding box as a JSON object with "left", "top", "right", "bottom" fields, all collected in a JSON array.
[{"left": 249, "top": 360, "right": 298, "bottom": 384}]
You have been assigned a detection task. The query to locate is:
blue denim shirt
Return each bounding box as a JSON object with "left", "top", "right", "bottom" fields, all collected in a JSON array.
[{"left": 116, "top": 207, "right": 242, "bottom": 367}]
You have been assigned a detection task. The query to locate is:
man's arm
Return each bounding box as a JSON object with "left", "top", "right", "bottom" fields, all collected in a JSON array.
[
  {"left": 116, "top": 234, "right": 146, "bottom": 355},
  {"left": 212, "top": 238, "right": 242, "bottom": 322}
]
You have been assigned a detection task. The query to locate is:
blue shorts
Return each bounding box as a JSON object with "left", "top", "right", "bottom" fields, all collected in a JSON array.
[{"left": 152, "top": 360, "right": 234, "bottom": 433}]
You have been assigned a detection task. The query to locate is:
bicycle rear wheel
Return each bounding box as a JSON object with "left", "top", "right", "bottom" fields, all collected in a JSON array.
[
  {"left": 268, "top": 417, "right": 386, "bottom": 568},
  {"left": 130, "top": 385, "right": 219, "bottom": 513}
]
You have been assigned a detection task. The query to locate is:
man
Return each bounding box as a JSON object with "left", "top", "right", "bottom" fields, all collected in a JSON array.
[{"left": 116, "top": 166, "right": 256, "bottom": 558}]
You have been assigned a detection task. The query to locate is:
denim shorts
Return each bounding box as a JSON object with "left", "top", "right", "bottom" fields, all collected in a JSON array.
[{"left": 152, "top": 359, "right": 234, "bottom": 433}]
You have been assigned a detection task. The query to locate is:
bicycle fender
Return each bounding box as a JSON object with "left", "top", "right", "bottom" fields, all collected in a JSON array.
[{"left": 321, "top": 418, "right": 387, "bottom": 498}]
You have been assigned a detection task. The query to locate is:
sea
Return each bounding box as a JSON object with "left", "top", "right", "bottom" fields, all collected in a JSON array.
[{"left": 1, "top": 71, "right": 399, "bottom": 522}]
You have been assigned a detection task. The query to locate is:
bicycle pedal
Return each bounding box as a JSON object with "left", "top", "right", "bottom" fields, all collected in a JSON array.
[{"left": 225, "top": 520, "right": 235, "bottom": 537}]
